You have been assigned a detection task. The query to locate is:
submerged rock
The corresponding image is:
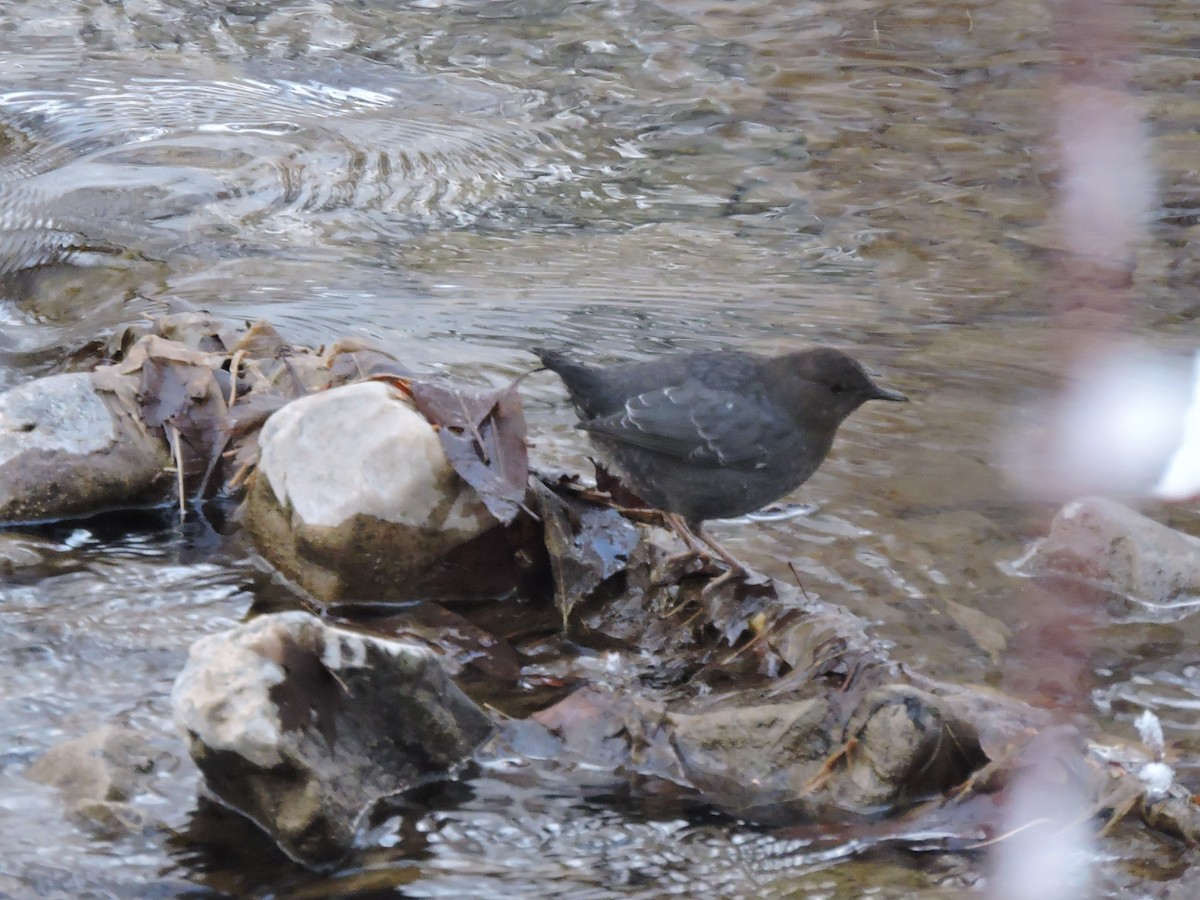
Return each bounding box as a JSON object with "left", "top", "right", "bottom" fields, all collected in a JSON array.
[
  {"left": 171, "top": 611, "right": 494, "bottom": 866},
  {"left": 0, "top": 533, "right": 47, "bottom": 573},
  {"left": 25, "top": 725, "right": 173, "bottom": 837},
  {"left": 1016, "top": 496, "right": 1200, "bottom": 603},
  {"left": 0, "top": 372, "right": 171, "bottom": 522}
]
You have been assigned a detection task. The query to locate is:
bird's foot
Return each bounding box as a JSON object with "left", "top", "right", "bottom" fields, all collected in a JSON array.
[
  {"left": 699, "top": 564, "right": 750, "bottom": 598},
  {"left": 650, "top": 549, "right": 707, "bottom": 586}
]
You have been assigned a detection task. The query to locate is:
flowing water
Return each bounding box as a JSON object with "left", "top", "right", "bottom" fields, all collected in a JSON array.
[{"left": 1, "top": 0, "right": 1198, "bottom": 896}]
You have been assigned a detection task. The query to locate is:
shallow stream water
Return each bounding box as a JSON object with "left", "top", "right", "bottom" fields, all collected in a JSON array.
[{"left": 1, "top": 1, "right": 1198, "bottom": 896}]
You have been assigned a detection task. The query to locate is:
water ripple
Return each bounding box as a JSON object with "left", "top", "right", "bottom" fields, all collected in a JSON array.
[{"left": 0, "top": 61, "right": 571, "bottom": 275}]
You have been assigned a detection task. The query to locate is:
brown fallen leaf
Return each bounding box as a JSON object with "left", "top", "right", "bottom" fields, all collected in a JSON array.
[
  {"left": 92, "top": 333, "right": 254, "bottom": 507},
  {"left": 325, "top": 338, "right": 411, "bottom": 384},
  {"left": 137, "top": 352, "right": 229, "bottom": 492},
  {"left": 257, "top": 632, "right": 347, "bottom": 751},
  {"left": 408, "top": 377, "right": 530, "bottom": 525},
  {"left": 530, "top": 478, "right": 641, "bottom": 628},
  {"left": 196, "top": 392, "right": 291, "bottom": 498},
  {"left": 326, "top": 600, "right": 523, "bottom": 683},
  {"left": 230, "top": 319, "right": 290, "bottom": 362}
]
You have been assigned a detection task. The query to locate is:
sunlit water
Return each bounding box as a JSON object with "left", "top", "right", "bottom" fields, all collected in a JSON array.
[{"left": 1, "top": 0, "right": 1198, "bottom": 895}]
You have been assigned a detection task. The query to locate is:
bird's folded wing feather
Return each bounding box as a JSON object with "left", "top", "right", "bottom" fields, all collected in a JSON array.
[{"left": 582, "top": 382, "right": 772, "bottom": 467}]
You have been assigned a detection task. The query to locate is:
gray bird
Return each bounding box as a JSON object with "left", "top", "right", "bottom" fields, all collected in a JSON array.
[{"left": 535, "top": 345, "right": 907, "bottom": 579}]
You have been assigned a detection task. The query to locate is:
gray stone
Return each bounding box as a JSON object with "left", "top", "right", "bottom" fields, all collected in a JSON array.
[
  {"left": 1015, "top": 496, "right": 1200, "bottom": 602},
  {"left": 172, "top": 611, "right": 494, "bottom": 866},
  {"left": 244, "top": 381, "right": 499, "bottom": 602},
  {"left": 0, "top": 372, "right": 171, "bottom": 522},
  {"left": 666, "top": 687, "right": 982, "bottom": 812}
]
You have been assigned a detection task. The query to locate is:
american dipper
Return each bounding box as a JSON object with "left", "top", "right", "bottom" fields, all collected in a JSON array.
[{"left": 535, "top": 346, "right": 907, "bottom": 576}]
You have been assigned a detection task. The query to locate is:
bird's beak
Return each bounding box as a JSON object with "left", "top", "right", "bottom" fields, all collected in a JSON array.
[{"left": 871, "top": 384, "right": 908, "bottom": 402}]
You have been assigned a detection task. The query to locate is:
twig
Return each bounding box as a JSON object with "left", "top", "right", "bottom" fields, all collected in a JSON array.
[
  {"left": 168, "top": 423, "right": 186, "bottom": 522},
  {"left": 227, "top": 349, "right": 245, "bottom": 406}
]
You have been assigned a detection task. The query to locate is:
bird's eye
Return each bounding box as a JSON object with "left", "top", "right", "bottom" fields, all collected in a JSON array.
[{"left": 830, "top": 383, "right": 848, "bottom": 394}]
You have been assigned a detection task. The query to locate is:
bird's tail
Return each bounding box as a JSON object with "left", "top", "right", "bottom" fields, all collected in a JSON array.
[
  {"left": 531, "top": 346, "right": 608, "bottom": 415},
  {"left": 531, "top": 346, "right": 572, "bottom": 371},
  {"left": 531, "top": 346, "right": 594, "bottom": 383}
]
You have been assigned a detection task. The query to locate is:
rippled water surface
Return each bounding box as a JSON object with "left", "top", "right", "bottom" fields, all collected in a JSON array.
[{"left": 2, "top": 0, "right": 1199, "bottom": 896}]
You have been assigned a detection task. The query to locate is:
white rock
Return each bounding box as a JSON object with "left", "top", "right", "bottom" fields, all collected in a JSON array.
[
  {"left": 171, "top": 611, "right": 492, "bottom": 865},
  {"left": 245, "top": 381, "right": 501, "bottom": 601},
  {"left": 258, "top": 380, "right": 486, "bottom": 531},
  {"left": 171, "top": 615, "right": 294, "bottom": 769},
  {"left": 0, "top": 373, "right": 114, "bottom": 464}
]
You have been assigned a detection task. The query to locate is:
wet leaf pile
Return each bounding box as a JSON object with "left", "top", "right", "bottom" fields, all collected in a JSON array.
[
  {"left": 76, "top": 313, "right": 531, "bottom": 525},
  {"left": 80, "top": 316, "right": 389, "bottom": 509}
]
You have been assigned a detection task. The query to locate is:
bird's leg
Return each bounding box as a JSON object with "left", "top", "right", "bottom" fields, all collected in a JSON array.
[
  {"left": 654, "top": 515, "right": 753, "bottom": 594},
  {"left": 665, "top": 513, "right": 707, "bottom": 557},
  {"left": 650, "top": 513, "right": 706, "bottom": 585},
  {"left": 664, "top": 514, "right": 751, "bottom": 577},
  {"left": 699, "top": 565, "right": 745, "bottom": 596},
  {"left": 693, "top": 525, "right": 755, "bottom": 596},
  {"left": 694, "top": 526, "right": 747, "bottom": 576}
]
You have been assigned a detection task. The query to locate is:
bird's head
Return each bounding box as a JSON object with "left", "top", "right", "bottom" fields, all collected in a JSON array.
[{"left": 769, "top": 348, "right": 907, "bottom": 426}]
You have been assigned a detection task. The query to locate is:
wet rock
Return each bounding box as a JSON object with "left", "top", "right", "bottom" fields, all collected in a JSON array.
[
  {"left": 244, "top": 381, "right": 500, "bottom": 602},
  {"left": 667, "top": 699, "right": 834, "bottom": 804},
  {"left": 671, "top": 687, "right": 982, "bottom": 813},
  {"left": 25, "top": 725, "right": 170, "bottom": 836},
  {"left": 1016, "top": 496, "right": 1200, "bottom": 602},
  {"left": 831, "top": 685, "right": 984, "bottom": 809},
  {"left": 1142, "top": 791, "right": 1200, "bottom": 848},
  {"left": 172, "top": 611, "right": 494, "bottom": 866},
  {"left": 535, "top": 683, "right": 986, "bottom": 819},
  {"left": 0, "top": 372, "right": 171, "bottom": 522}
]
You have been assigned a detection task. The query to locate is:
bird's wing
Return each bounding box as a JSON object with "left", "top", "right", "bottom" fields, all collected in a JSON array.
[{"left": 582, "top": 381, "right": 772, "bottom": 467}]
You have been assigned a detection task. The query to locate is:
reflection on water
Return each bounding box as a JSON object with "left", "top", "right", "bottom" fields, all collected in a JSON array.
[{"left": 1, "top": 0, "right": 1199, "bottom": 895}]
